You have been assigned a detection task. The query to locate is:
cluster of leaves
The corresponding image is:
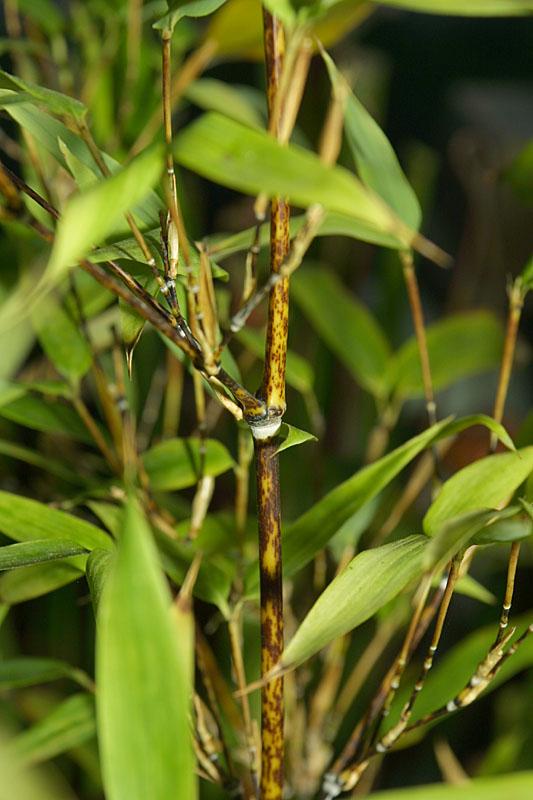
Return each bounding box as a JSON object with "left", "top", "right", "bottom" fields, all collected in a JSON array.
[{"left": 0, "top": 1, "right": 532, "bottom": 799}]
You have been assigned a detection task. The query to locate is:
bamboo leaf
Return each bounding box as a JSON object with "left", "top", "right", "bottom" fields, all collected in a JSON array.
[
  {"left": 291, "top": 266, "right": 391, "bottom": 396},
  {"left": 185, "top": 78, "right": 264, "bottom": 128},
  {"left": 86, "top": 548, "right": 114, "bottom": 616},
  {"left": 0, "top": 391, "right": 93, "bottom": 442},
  {"left": 11, "top": 693, "right": 96, "bottom": 766},
  {"left": 0, "top": 491, "right": 112, "bottom": 550},
  {"left": 388, "top": 312, "right": 504, "bottom": 399},
  {"left": 0, "top": 540, "right": 87, "bottom": 570},
  {"left": 33, "top": 305, "right": 92, "bottom": 383},
  {"left": 0, "top": 658, "right": 93, "bottom": 691},
  {"left": 142, "top": 437, "right": 234, "bottom": 491},
  {"left": 0, "top": 559, "right": 86, "bottom": 604},
  {"left": 275, "top": 423, "right": 317, "bottom": 454},
  {"left": 245, "top": 415, "right": 513, "bottom": 593},
  {"left": 424, "top": 448, "right": 533, "bottom": 536},
  {"left": 368, "top": 773, "right": 533, "bottom": 800},
  {"left": 174, "top": 112, "right": 415, "bottom": 249},
  {"left": 281, "top": 535, "right": 427, "bottom": 669},
  {"left": 236, "top": 327, "right": 315, "bottom": 394},
  {"left": 0, "top": 69, "right": 87, "bottom": 122},
  {"left": 520, "top": 254, "right": 533, "bottom": 292},
  {"left": 96, "top": 498, "right": 196, "bottom": 800},
  {"left": 0, "top": 438, "right": 88, "bottom": 485},
  {"left": 154, "top": 0, "right": 228, "bottom": 32},
  {"left": 375, "top": 1, "right": 533, "bottom": 16},
  {"left": 322, "top": 48, "right": 421, "bottom": 230},
  {"left": 42, "top": 146, "right": 163, "bottom": 288},
  {"left": 423, "top": 509, "right": 511, "bottom": 570}
]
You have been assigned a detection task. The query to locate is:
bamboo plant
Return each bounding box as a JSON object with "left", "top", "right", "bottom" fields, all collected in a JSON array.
[{"left": 0, "top": 1, "right": 532, "bottom": 800}]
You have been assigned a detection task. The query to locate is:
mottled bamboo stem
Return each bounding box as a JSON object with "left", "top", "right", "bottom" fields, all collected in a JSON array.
[{"left": 254, "top": 12, "right": 291, "bottom": 798}]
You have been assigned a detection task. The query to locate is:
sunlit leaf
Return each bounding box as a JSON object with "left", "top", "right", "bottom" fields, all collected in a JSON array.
[
  {"left": 0, "top": 540, "right": 87, "bottom": 570},
  {"left": 0, "top": 491, "right": 112, "bottom": 550},
  {"left": 368, "top": 773, "right": 533, "bottom": 800},
  {"left": 185, "top": 78, "right": 264, "bottom": 128},
  {"left": 280, "top": 535, "right": 427, "bottom": 669},
  {"left": 96, "top": 498, "right": 196, "bottom": 800},
  {"left": 154, "top": 0, "right": 228, "bottom": 32},
  {"left": 245, "top": 415, "right": 513, "bottom": 593},
  {"left": 376, "top": 0, "right": 533, "bottom": 16},
  {"left": 424, "top": 448, "right": 533, "bottom": 536},
  {"left": 174, "top": 112, "right": 416, "bottom": 249},
  {"left": 0, "top": 69, "right": 87, "bottom": 122}
]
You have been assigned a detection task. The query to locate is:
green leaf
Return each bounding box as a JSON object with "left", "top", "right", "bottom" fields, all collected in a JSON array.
[
  {"left": 154, "top": 0, "right": 228, "bottom": 32},
  {"left": 42, "top": 146, "right": 163, "bottom": 289},
  {"left": 424, "top": 448, "right": 533, "bottom": 536},
  {"left": 0, "top": 540, "right": 87, "bottom": 570},
  {"left": 387, "top": 312, "right": 504, "bottom": 398},
  {"left": 291, "top": 266, "right": 391, "bottom": 396},
  {"left": 86, "top": 548, "right": 114, "bottom": 616},
  {"left": 33, "top": 305, "right": 92, "bottom": 382},
  {"left": 245, "top": 415, "right": 513, "bottom": 593},
  {"left": 0, "top": 438, "right": 87, "bottom": 485},
  {"left": 185, "top": 78, "right": 263, "bottom": 128},
  {"left": 11, "top": 693, "right": 96, "bottom": 766},
  {"left": 174, "top": 112, "right": 414, "bottom": 249},
  {"left": 0, "top": 69, "right": 87, "bottom": 122},
  {"left": 275, "top": 423, "right": 317, "bottom": 454},
  {"left": 322, "top": 48, "right": 421, "bottom": 230},
  {"left": 0, "top": 391, "right": 93, "bottom": 442},
  {"left": 281, "top": 535, "right": 427, "bottom": 669},
  {"left": 96, "top": 498, "right": 196, "bottom": 800},
  {"left": 0, "top": 558, "right": 86, "bottom": 604},
  {"left": 506, "top": 141, "right": 533, "bottom": 209},
  {"left": 0, "top": 491, "right": 112, "bottom": 550},
  {"left": 375, "top": 1, "right": 533, "bottom": 16},
  {"left": 368, "top": 773, "right": 533, "bottom": 800},
  {"left": 424, "top": 509, "right": 510, "bottom": 570},
  {"left": 454, "top": 574, "right": 495, "bottom": 605},
  {"left": 520, "top": 254, "right": 533, "bottom": 292},
  {"left": 142, "top": 437, "right": 234, "bottom": 491},
  {"left": 0, "top": 658, "right": 93, "bottom": 691}
]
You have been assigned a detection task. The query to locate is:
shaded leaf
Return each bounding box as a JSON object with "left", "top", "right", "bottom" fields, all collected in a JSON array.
[
  {"left": 142, "top": 437, "right": 234, "bottom": 491},
  {"left": 33, "top": 305, "right": 92, "bottom": 382},
  {"left": 86, "top": 548, "right": 114, "bottom": 616},
  {"left": 424, "top": 448, "right": 533, "bottom": 536},
  {"left": 12, "top": 693, "right": 96, "bottom": 766},
  {"left": 292, "top": 266, "right": 391, "bottom": 396},
  {"left": 237, "top": 327, "right": 315, "bottom": 394},
  {"left": 388, "top": 312, "right": 504, "bottom": 399},
  {"left": 281, "top": 535, "right": 427, "bottom": 669},
  {"left": 0, "top": 559, "right": 85, "bottom": 604},
  {"left": 0, "top": 540, "right": 87, "bottom": 570},
  {"left": 0, "top": 391, "right": 93, "bottom": 442},
  {"left": 0, "top": 658, "right": 93, "bottom": 691},
  {"left": 96, "top": 498, "right": 196, "bottom": 800},
  {"left": 185, "top": 78, "right": 263, "bottom": 128},
  {"left": 0, "top": 491, "right": 112, "bottom": 550},
  {"left": 0, "top": 438, "right": 87, "bottom": 485}
]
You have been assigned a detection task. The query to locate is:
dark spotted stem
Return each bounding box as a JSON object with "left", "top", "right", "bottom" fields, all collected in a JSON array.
[{"left": 252, "top": 9, "right": 291, "bottom": 800}]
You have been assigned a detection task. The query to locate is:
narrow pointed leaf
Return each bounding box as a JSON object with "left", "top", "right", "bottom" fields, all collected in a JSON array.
[
  {"left": 154, "top": 0, "right": 228, "bottom": 32},
  {"left": 96, "top": 498, "right": 196, "bottom": 800},
  {"left": 368, "top": 773, "right": 533, "bottom": 800},
  {"left": 0, "top": 540, "right": 87, "bottom": 570},
  {"left": 0, "top": 559, "right": 86, "bottom": 603},
  {"left": 34, "top": 305, "right": 92, "bottom": 382},
  {"left": 291, "top": 266, "right": 391, "bottom": 396},
  {"left": 0, "top": 69, "right": 87, "bottom": 121},
  {"left": 388, "top": 312, "right": 504, "bottom": 398},
  {"left": 281, "top": 535, "right": 427, "bottom": 669},
  {"left": 0, "top": 491, "right": 112, "bottom": 550},
  {"left": 376, "top": 1, "right": 533, "bottom": 16},
  {"left": 424, "top": 448, "right": 533, "bottom": 536},
  {"left": 12, "top": 693, "right": 96, "bottom": 766},
  {"left": 322, "top": 48, "right": 421, "bottom": 229},
  {"left": 0, "top": 658, "right": 93, "bottom": 691},
  {"left": 174, "top": 112, "right": 414, "bottom": 249},
  {"left": 245, "top": 415, "right": 513, "bottom": 593},
  {"left": 275, "top": 423, "right": 317, "bottom": 454}
]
